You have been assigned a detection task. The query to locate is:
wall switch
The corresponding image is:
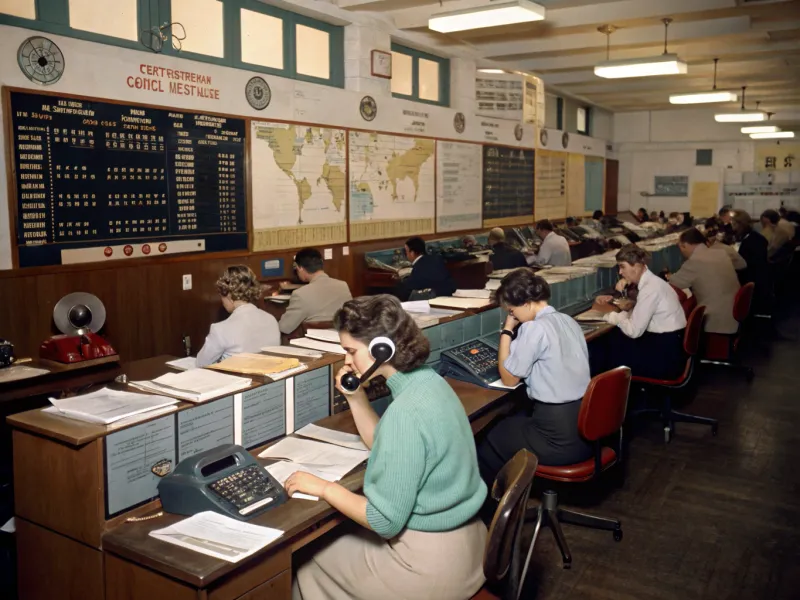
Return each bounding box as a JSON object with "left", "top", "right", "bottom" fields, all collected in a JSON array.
[{"left": 182, "top": 274, "right": 192, "bottom": 290}]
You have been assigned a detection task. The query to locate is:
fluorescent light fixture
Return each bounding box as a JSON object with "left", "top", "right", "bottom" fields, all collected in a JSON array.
[
  {"left": 714, "top": 112, "right": 766, "bottom": 123},
  {"left": 749, "top": 131, "right": 795, "bottom": 139},
  {"left": 594, "top": 54, "right": 687, "bottom": 79},
  {"left": 741, "top": 125, "right": 780, "bottom": 134},
  {"left": 429, "top": 0, "right": 545, "bottom": 33},
  {"left": 478, "top": 69, "right": 506, "bottom": 74},
  {"left": 669, "top": 90, "right": 738, "bottom": 105}
]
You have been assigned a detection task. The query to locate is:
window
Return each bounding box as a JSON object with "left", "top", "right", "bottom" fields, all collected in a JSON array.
[
  {"left": 0, "top": 0, "right": 345, "bottom": 88},
  {"left": 1, "top": 0, "right": 35, "bottom": 19},
  {"left": 171, "top": 0, "right": 224, "bottom": 58},
  {"left": 390, "top": 43, "right": 450, "bottom": 107},
  {"left": 696, "top": 149, "right": 713, "bottom": 166},
  {"left": 556, "top": 97, "right": 564, "bottom": 130},
  {"left": 69, "top": 0, "right": 138, "bottom": 41},
  {"left": 577, "top": 106, "right": 590, "bottom": 135},
  {"left": 240, "top": 9, "right": 283, "bottom": 69}
]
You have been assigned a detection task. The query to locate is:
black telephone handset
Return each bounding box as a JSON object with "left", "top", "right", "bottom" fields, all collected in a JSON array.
[{"left": 340, "top": 337, "right": 396, "bottom": 394}]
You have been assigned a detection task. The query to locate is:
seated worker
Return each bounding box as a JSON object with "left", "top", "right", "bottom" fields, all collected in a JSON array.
[
  {"left": 649, "top": 211, "right": 659, "bottom": 222},
  {"left": 278, "top": 248, "right": 352, "bottom": 335},
  {"left": 564, "top": 216, "right": 577, "bottom": 227},
  {"left": 760, "top": 209, "right": 795, "bottom": 260},
  {"left": 528, "top": 219, "right": 572, "bottom": 267},
  {"left": 705, "top": 217, "right": 746, "bottom": 271},
  {"left": 476, "top": 270, "right": 592, "bottom": 486},
  {"left": 718, "top": 205, "right": 735, "bottom": 242},
  {"left": 287, "top": 295, "right": 487, "bottom": 600},
  {"left": 582, "top": 209, "right": 605, "bottom": 232},
  {"left": 487, "top": 227, "right": 526, "bottom": 271},
  {"left": 635, "top": 207, "right": 650, "bottom": 223},
  {"left": 397, "top": 236, "right": 457, "bottom": 300},
  {"left": 594, "top": 245, "right": 687, "bottom": 380},
  {"left": 196, "top": 266, "right": 280, "bottom": 367},
  {"left": 667, "top": 228, "right": 741, "bottom": 335}
]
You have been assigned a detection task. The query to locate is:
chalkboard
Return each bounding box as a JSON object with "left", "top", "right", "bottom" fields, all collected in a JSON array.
[
  {"left": 654, "top": 175, "right": 688, "bottom": 197},
  {"left": 7, "top": 90, "right": 247, "bottom": 267},
  {"left": 482, "top": 145, "right": 535, "bottom": 227}
]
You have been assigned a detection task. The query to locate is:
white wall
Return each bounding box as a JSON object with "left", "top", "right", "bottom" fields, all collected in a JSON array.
[{"left": 614, "top": 108, "right": 757, "bottom": 213}]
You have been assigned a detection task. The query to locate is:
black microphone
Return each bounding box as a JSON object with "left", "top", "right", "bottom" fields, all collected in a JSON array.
[{"left": 340, "top": 337, "right": 396, "bottom": 394}]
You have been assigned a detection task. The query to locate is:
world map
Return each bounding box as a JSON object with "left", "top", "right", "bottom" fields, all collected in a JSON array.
[
  {"left": 348, "top": 131, "right": 436, "bottom": 241},
  {"left": 251, "top": 122, "right": 347, "bottom": 250}
]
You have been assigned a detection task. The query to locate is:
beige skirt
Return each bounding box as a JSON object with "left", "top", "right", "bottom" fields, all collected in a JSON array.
[{"left": 293, "top": 519, "right": 487, "bottom": 600}]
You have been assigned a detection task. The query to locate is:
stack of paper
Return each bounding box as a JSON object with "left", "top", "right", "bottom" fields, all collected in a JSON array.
[
  {"left": 454, "top": 289, "right": 492, "bottom": 299},
  {"left": 304, "top": 329, "right": 340, "bottom": 343},
  {"left": 261, "top": 346, "right": 322, "bottom": 359},
  {"left": 429, "top": 296, "right": 493, "bottom": 310},
  {"left": 150, "top": 511, "right": 283, "bottom": 562},
  {"left": 207, "top": 353, "right": 302, "bottom": 376},
  {"left": 47, "top": 388, "right": 179, "bottom": 424},
  {"left": 166, "top": 356, "right": 197, "bottom": 371},
  {"left": 259, "top": 436, "right": 369, "bottom": 501},
  {"left": 268, "top": 294, "right": 292, "bottom": 303},
  {"left": 575, "top": 309, "right": 608, "bottom": 322},
  {"left": 289, "top": 337, "right": 346, "bottom": 355},
  {"left": 130, "top": 369, "right": 252, "bottom": 403}
]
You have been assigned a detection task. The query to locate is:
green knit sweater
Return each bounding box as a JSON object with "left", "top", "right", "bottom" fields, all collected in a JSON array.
[{"left": 364, "top": 366, "right": 487, "bottom": 539}]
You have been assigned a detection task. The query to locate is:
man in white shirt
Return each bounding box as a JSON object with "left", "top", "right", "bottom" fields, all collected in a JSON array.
[
  {"left": 594, "top": 245, "right": 687, "bottom": 380},
  {"left": 528, "top": 219, "right": 572, "bottom": 267}
]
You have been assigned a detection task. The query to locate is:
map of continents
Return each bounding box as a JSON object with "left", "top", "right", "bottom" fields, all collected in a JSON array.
[
  {"left": 348, "top": 131, "right": 436, "bottom": 241},
  {"left": 251, "top": 122, "right": 347, "bottom": 250}
]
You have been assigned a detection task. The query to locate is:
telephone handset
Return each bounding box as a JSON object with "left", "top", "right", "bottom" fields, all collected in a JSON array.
[{"left": 339, "top": 337, "right": 396, "bottom": 394}]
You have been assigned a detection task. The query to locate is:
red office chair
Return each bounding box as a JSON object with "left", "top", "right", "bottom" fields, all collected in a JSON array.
[
  {"left": 701, "top": 282, "right": 755, "bottom": 381},
  {"left": 670, "top": 284, "right": 697, "bottom": 320},
  {"left": 631, "top": 305, "right": 717, "bottom": 443},
  {"left": 525, "top": 367, "right": 631, "bottom": 569}
]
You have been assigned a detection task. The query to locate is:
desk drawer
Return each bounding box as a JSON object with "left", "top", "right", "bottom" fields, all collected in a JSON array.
[{"left": 236, "top": 570, "right": 291, "bottom": 600}]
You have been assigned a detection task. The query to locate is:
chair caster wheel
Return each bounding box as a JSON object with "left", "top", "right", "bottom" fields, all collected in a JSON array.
[
  {"left": 562, "top": 561, "right": 572, "bottom": 570},
  {"left": 613, "top": 528, "right": 623, "bottom": 542},
  {"left": 663, "top": 427, "right": 671, "bottom": 444}
]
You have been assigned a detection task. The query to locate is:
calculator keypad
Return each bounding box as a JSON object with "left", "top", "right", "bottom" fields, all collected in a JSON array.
[{"left": 208, "top": 465, "right": 278, "bottom": 515}]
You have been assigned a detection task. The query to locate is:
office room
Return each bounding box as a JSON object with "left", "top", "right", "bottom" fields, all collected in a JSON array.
[{"left": 0, "top": 0, "right": 798, "bottom": 598}]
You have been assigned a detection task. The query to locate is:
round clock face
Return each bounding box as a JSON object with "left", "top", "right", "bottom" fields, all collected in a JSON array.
[
  {"left": 18, "top": 37, "right": 65, "bottom": 85},
  {"left": 360, "top": 96, "right": 377, "bottom": 122},
  {"left": 562, "top": 132, "right": 570, "bottom": 149},
  {"left": 454, "top": 112, "right": 466, "bottom": 133},
  {"left": 514, "top": 124, "right": 524, "bottom": 141},
  {"left": 540, "top": 129, "right": 549, "bottom": 146},
  {"left": 245, "top": 77, "right": 271, "bottom": 110}
]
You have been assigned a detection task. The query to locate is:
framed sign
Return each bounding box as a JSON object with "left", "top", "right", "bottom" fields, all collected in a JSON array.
[{"left": 371, "top": 50, "right": 392, "bottom": 79}]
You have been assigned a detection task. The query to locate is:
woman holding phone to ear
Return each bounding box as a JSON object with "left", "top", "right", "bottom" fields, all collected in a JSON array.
[{"left": 287, "top": 294, "right": 487, "bottom": 600}]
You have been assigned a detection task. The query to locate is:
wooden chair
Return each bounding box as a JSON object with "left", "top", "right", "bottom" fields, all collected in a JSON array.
[
  {"left": 631, "top": 305, "right": 717, "bottom": 443},
  {"left": 525, "top": 367, "right": 630, "bottom": 569},
  {"left": 701, "top": 282, "right": 755, "bottom": 381},
  {"left": 471, "top": 450, "right": 539, "bottom": 600}
]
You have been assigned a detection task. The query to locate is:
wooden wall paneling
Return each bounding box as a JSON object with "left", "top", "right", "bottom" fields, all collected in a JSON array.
[
  {"left": 605, "top": 159, "right": 619, "bottom": 215},
  {"left": 16, "top": 518, "right": 104, "bottom": 600},
  {"left": 13, "top": 431, "right": 105, "bottom": 546}
]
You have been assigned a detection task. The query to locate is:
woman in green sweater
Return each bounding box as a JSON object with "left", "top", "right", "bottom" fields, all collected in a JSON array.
[{"left": 286, "top": 294, "right": 487, "bottom": 600}]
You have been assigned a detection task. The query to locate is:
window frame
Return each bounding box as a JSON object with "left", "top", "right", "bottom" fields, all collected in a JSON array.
[
  {"left": 577, "top": 105, "right": 591, "bottom": 135},
  {"left": 556, "top": 97, "right": 564, "bottom": 130},
  {"left": 0, "top": 0, "right": 345, "bottom": 88},
  {"left": 390, "top": 42, "right": 450, "bottom": 107}
]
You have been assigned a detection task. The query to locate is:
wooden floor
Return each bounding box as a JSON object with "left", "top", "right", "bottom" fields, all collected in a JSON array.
[{"left": 521, "top": 310, "right": 800, "bottom": 600}]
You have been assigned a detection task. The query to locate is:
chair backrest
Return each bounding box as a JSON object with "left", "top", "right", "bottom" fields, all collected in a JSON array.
[
  {"left": 733, "top": 282, "right": 755, "bottom": 323},
  {"left": 683, "top": 305, "right": 706, "bottom": 356},
  {"left": 577, "top": 367, "right": 632, "bottom": 442},
  {"left": 670, "top": 284, "right": 697, "bottom": 320},
  {"left": 483, "top": 449, "right": 538, "bottom": 593}
]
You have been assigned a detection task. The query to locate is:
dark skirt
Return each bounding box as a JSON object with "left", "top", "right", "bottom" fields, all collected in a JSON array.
[
  {"left": 601, "top": 328, "right": 686, "bottom": 380},
  {"left": 477, "top": 399, "right": 593, "bottom": 486}
]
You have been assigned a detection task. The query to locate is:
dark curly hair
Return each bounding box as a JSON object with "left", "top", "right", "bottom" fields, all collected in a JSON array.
[
  {"left": 215, "top": 265, "right": 263, "bottom": 304},
  {"left": 333, "top": 295, "right": 429, "bottom": 372},
  {"left": 494, "top": 268, "right": 550, "bottom": 308}
]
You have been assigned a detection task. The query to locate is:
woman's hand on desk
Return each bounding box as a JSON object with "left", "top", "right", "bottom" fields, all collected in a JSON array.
[{"left": 285, "top": 471, "right": 331, "bottom": 499}]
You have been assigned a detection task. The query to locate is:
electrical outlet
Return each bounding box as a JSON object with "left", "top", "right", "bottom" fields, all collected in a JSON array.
[{"left": 182, "top": 274, "right": 192, "bottom": 291}]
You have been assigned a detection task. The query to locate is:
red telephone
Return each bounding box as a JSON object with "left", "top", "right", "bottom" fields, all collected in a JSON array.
[{"left": 39, "top": 292, "right": 118, "bottom": 365}]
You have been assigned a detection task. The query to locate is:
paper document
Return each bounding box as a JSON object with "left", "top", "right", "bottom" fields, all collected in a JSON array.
[
  {"left": 259, "top": 437, "right": 368, "bottom": 482},
  {"left": 488, "top": 380, "right": 524, "bottom": 390},
  {"left": 485, "top": 279, "right": 501, "bottom": 291},
  {"left": 304, "top": 329, "right": 340, "bottom": 343},
  {"left": 150, "top": 511, "right": 283, "bottom": 563},
  {"left": 575, "top": 310, "right": 608, "bottom": 322},
  {"left": 454, "top": 289, "right": 492, "bottom": 299},
  {"left": 261, "top": 346, "right": 322, "bottom": 359},
  {"left": 295, "top": 423, "right": 369, "bottom": 452},
  {"left": 264, "top": 461, "right": 326, "bottom": 501},
  {"left": 47, "top": 388, "right": 179, "bottom": 425},
  {"left": 166, "top": 356, "right": 197, "bottom": 371},
  {"left": 268, "top": 294, "right": 292, "bottom": 303},
  {"left": 289, "top": 338, "right": 346, "bottom": 355},
  {"left": 130, "top": 369, "right": 252, "bottom": 403},
  {"left": 208, "top": 353, "right": 301, "bottom": 376},
  {"left": 401, "top": 300, "right": 431, "bottom": 313},
  {"left": 429, "top": 296, "right": 493, "bottom": 310}
]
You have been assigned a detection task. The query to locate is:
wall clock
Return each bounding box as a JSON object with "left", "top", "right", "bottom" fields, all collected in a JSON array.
[
  {"left": 360, "top": 96, "right": 377, "bottom": 121},
  {"left": 245, "top": 76, "right": 271, "bottom": 110},
  {"left": 18, "top": 36, "right": 65, "bottom": 85},
  {"left": 540, "top": 129, "right": 548, "bottom": 146},
  {"left": 562, "top": 132, "right": 570, "bottom": 149},
  {"left": 514, "top": 124, "right": 524, "bottom": 141},
  {"left": 454, "top": 112, "right": 466, "bottom": 133}
]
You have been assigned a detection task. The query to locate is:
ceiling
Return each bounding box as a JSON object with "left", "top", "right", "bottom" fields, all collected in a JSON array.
[{"left": 333, "top": 0, "right": 800, "bottom": 130}]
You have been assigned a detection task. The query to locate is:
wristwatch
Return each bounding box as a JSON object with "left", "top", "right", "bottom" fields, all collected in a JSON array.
[{"left": 500, "top": 329, "right": 515, "bottom": 338}]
